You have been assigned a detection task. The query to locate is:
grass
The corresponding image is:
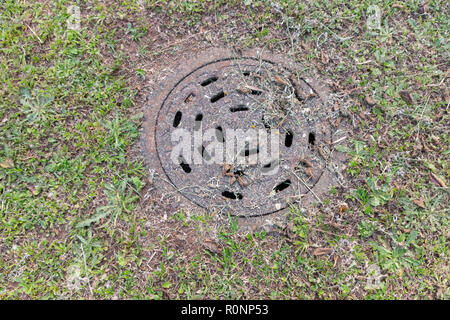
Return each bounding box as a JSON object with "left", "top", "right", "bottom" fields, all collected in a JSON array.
[{"left": 0, "top": 0, "right": 448, "bottom": 299}]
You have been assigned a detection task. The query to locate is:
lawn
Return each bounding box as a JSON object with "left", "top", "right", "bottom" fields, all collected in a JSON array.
[{"left": 0, "top": 0, "right": 448, "bottom": 299}]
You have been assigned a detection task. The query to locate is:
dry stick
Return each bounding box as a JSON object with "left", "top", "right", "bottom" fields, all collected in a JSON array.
[
  {"left": 277, "top": 115, "right": 288, "bottom": 128},
  {"left": 146, "top": 251, "right": 157, "bottom": 267},
  {"left": 25, "top": 24, "right": 43, "bottom": 44},
  {"left": 292, "top": 171, "right": 322, "bottom": 204},
  {"left": 356, "top": 60, "right": 373, "bottom": 65},
  {"left": 415, "top": 93, "right": 431, "bottom": 140},
  {"left": 327, "top": 135, "right": 347, "bottom": 145}
]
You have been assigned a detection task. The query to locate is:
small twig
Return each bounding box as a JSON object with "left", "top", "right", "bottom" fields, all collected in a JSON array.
[
  {"left": 356, "top": 60, "right": 373, "bottom": 65},
  {"left": 277, "top": 115, "right": 288, "bottom": 128},
  {"left": 310, "top": 227, "right": 344, "bottom": 237},
  {"left": 146, "top": 251, "right": 157, "bottom": 269},
  {"left": 25, "top": 24, "right": 43, "bottom": 44},
  {"left": 327, "top": 136, "right": 347, "bottom": 145},
  {"left": 415, "top": 93, "right": 431, "bottom": 140},
  {"left": 292, "top": 171, "right": 322, "bottom": 204},
  {"left": 426, "top": 68, "right": 449, "bottom": 87}
]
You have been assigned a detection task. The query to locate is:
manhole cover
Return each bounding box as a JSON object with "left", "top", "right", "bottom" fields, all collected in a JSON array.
[{"left": 145, "top": 49, "right": 344, "bottom": 217}]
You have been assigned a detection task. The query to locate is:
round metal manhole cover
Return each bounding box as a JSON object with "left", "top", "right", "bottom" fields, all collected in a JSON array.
[{"left": 148, "top": 50, "right": 340, "bottom": 217}]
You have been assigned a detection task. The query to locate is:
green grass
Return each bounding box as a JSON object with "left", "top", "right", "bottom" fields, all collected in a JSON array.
[{"left": 0, "top": 0, "right": 449, "bottom": 299}]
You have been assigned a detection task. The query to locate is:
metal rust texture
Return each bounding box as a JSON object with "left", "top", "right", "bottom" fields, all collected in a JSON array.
[{"left": 142, "top": 48, "right": 346, "bottom": 218}]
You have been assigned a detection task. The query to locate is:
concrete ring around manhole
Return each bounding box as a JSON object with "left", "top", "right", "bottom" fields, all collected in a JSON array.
[{"left": 142, "top": 48, "right": 348, "bottom": 219}]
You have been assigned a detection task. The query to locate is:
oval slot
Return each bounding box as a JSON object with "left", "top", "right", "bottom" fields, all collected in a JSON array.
[
  {"left": 230, "top": 105, "right": 249, "bottom": 112},
  {"left": 222, "top": 191, "right": 243, "bottom": 200},
  {"left": 173, "top": 111, "right": 182, "bottom": 128},
  {"left": 199, "top": 145, "right": 211, "bottom": 161},
  {"left": 178, "top": 156, "right": 191, "bottom": 173},
  {"left": 241, "top": 142, "right": 259, "bottom": 157},
  {"left": 184, "top": 93, "right": 195, "bottom": 103},
  {"left": 308, "top": 132, "right": 315, "bottom": 145},
  {"left": 262, "top": 160, "right": 279, "bottom": 174},
  {"left": 273, "top": 179, "right": 291, "bottom": 193},
  {"left": 210, "top": 91, "right": 225, "bottom": 103},
  {"left": 201, "top": 76, "right": 218, "bottom": 87},
  {"left": 285, "top": 130, "right": 293, "bottom": 147},
  {"left": 194, "top": 113, "right": 203, "bottom": 131},
  {"left": 250, "top": 89, "right": 262, "bottom": 95}
]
